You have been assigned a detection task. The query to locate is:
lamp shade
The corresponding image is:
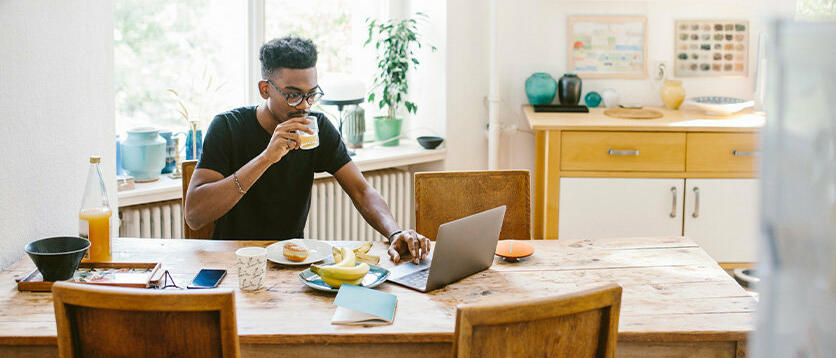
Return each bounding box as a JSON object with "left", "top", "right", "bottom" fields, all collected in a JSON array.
[{"left": 320, "top": 73, "right": 366, "bottom": 104}]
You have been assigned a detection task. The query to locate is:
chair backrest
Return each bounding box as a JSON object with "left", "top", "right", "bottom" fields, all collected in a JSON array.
[
  {"left": 182, "top": 160, "right": 214, "bottom": 239},
  {"left": 52, "top": 281, "right": 239, "bottom": 358},
  {"left": 453, "top": 284, "right": 622, "bottom": 358},
  {"left": 414, "top": 170, "right": 531, "bottom": 241}
]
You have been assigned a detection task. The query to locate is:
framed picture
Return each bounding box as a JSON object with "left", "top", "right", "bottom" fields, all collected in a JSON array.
[
  {"left": 674, "top": 20, "right": 749, "bottom": 77},
  {"left": 567, "top": 16, "right": 648, "bottom": 79}
]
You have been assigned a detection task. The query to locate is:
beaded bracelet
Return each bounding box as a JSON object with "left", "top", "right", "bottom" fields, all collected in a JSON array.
[{"left": 232, "top": 172, "right": 247, "bottom": 194}]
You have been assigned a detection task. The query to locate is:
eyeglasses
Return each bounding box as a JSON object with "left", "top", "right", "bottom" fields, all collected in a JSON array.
[
  {"left": 267, "top": 80, "right": 324, "bottom": 106},
  {"left": 156, "top": 270, "right": 184, "bottom": 290}
]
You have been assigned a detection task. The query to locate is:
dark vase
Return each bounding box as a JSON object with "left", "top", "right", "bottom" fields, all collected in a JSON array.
[{"left": 558, "top": 73, "right": 582, "bottom": 105}]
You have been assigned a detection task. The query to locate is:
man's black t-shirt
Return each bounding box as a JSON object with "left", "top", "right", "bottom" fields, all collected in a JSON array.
[{"left": 197, "top": 106, "right": 351, "bottom": 240}]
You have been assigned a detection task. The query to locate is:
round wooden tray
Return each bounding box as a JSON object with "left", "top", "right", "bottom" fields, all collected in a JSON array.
[{"left": 604, "top": 107, "right": 664, "bottom": 119}]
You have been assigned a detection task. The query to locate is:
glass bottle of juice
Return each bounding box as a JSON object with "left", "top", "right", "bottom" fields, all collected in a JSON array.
[{"left": 79, "top": 155, "right": 112, "bottom": 262}]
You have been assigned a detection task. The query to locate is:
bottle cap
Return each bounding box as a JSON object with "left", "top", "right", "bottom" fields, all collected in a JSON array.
[{"left": 90, "top": 156, "right": 101, "bottom": 164}]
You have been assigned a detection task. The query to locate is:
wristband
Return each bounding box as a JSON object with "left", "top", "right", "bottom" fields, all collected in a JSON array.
[{"left": 386, "top": 230, "right": 404, "bottom": 243}]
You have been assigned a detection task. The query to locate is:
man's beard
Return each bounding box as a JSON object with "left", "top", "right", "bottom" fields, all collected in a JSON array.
[{"left": 287, "top": 110, "right": 310, "bottom": 118}]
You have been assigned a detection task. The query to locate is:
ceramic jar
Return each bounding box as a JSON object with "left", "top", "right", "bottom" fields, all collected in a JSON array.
[
  {"left": 601, "top": 88, "right": 620, "bottom": 108},
  {"left": 343, "top": 105, "right": 365, "bottom": 149},
  {"left": 557, "top": 73, "right": 582, "bottom": 105},
  {"left": 660, "top": 80, "right": 686, "bottom": 110},
  {"left": 121, "top": 127, "right": 166, "bottom": 182},
  {"left": 524, "top": 73, "right": 558, "bottom": 105}
]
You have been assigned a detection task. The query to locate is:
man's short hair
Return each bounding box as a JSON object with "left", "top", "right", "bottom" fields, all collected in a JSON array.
[{"left": 259, "top": 36, "right": 318, "bottom": 79}]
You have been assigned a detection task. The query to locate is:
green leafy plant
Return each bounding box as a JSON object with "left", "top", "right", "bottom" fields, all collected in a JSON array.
[{"left": 365, "top": 12, "right": 436, "bottom": 120}]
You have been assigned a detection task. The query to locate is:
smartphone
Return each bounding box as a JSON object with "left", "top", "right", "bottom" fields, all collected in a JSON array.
[{"left": 187, "top": 269, "right": 227, "bottom": 289}]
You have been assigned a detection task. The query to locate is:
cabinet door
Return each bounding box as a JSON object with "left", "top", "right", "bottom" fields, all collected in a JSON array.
[
  {"left": 684, "top": 179, "right": 759, "bottom": 263},
  {"left": 558, "top": 178, "right": 685, "bottom": 239}
]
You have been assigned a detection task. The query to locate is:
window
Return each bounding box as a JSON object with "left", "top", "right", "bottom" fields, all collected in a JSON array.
[
  {"left": 263, "top": 0, "right": 384, "bottom": 102},
  {"left": 114, "top": 0, "right": 388, "bottom": 133},
  {"left": 114, "top": 0, "right": 247, "bottom": 133}
]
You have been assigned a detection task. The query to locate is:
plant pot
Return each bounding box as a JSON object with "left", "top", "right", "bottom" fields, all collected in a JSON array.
[
  {"left": 121, "top": 127, "right": 166, "bottom": 182},
  {"left": 374, "top": 117, "right": 403, "bottom": 147},
  {"left": 524, "top": 73, "right": 557, "bottom": 105}
]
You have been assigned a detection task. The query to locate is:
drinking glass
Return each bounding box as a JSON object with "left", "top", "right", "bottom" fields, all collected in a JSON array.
[{"left": 298, "top": 115, "right": 319, "bottom": 150}]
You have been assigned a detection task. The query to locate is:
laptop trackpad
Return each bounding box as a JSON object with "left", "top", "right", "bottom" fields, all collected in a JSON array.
[{"left": 389, "top": 258, "right": 431, "bottom": 279}]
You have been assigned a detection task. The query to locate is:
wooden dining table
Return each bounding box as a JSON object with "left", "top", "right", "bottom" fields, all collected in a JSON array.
[{"left": 0, "top": 236, "right": 755, "bottom": 358}]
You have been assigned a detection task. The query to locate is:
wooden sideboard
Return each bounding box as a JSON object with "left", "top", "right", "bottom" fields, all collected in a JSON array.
[{"left": 525, "top": 106, "right": 765, "bottom": 264}]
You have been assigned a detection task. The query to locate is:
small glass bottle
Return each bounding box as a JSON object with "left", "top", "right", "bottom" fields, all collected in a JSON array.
[{"left": 79, "top": 155, "right": 112, "bottom": 261}]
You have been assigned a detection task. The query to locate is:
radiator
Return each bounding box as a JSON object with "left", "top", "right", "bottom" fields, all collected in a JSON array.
[
  {"left": 119, "top": 200, "right": 183, "bottom": 239},
  {"left": 119, "top": 168, "right": 412, "bottom": 241},
  {"left": 306, "top": 168, "right": 412, "bottom": 241}
]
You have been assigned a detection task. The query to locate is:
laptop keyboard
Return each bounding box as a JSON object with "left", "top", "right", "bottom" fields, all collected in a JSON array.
[{"left": 400, "top": 269, "right": 429, "bottom": 287}]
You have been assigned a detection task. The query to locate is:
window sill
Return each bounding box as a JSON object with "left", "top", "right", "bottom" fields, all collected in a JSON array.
[{"left": 117, "top": 140, "right": 446, "bottom": 207}]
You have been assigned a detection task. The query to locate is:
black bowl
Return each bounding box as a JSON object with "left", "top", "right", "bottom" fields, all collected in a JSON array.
[
  {"left": 25, "top": 236, "right": 90, "bottom": 282},
  {"left": 417, "top": 136, "right": 444, "bottom": 150}
]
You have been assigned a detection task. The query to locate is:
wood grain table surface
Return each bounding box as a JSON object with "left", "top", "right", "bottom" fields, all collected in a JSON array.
[{"left": 0, "top": 236, "right": 755, "bottom": 358}]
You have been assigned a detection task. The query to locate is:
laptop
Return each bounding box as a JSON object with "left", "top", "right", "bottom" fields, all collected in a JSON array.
[{"left": 388, "top": 206, "right": 506, "bottom": 292}]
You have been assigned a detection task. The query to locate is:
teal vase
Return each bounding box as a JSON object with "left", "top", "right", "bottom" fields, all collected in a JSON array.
[
  {"left": 584, "top": 91, "right": 602, "bottom": 108},
  {"left": 525, "top": 73, "right": 558, "bottom": 105},
  {"left": 121, "top": 127, "right": 166, "bottom": 182},
  {"left": 374, "top": 117, "right": 403, "bottom": 147}
]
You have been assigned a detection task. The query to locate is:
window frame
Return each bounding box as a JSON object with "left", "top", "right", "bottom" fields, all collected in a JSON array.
[{"left": 246, "top": 0, "right": 404, "bottom": 105}]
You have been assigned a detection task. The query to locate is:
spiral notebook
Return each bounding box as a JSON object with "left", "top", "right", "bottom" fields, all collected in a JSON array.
[{"left": 331, "top": 284, "right": 397, "bottom": 326}]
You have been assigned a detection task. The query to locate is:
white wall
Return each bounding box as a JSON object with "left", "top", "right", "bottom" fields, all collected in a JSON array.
[
  {"left": 445, "top": 0, "right": 796, "bottom": 171},
  {"left": 445, "top": 0, "right": 491, "bottom": 170},
  {"left": 0, "top": 0, "right": 115, "bottom": 268}
]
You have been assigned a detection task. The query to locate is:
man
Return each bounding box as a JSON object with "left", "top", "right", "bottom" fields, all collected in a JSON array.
[{"left": 185, "top": 36, "right": 429, "bottom": 264}]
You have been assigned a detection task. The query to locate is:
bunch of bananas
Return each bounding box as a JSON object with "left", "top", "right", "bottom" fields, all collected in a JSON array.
[
  {"left": 310, "top": 247, "right": 371, "bottom": 288},
  {"left": 331, "top": 241, "right": 380, "bottom": 265}
]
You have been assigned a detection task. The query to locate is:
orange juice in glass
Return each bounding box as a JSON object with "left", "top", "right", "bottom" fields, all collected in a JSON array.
[
  {"left": 299, "top": 115, "right": 319, "bottom": 150},
  {"left": 79, "top": 155, "right": 112, "bottom": 262}
]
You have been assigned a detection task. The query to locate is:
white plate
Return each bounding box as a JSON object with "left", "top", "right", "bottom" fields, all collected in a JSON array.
[{"left": 266, "top": 239, "right": 332, "bottom": 266}]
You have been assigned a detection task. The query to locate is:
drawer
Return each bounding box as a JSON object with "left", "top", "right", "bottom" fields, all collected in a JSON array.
[
  {"left": 686, "top": 133, "right": 759, "bottom": 172},
  {"left": 561, "top": 131, "right": 686, "bottom": 172}
]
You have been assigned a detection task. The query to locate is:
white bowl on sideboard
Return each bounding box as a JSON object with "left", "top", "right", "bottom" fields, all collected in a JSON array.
[{"left": 685, "top": 96, "right": 755, "bottom": 116}]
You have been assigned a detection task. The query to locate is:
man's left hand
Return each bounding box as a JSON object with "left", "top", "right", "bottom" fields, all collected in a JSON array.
[{"left": 387, "top": 229, "right": 431, "bottom": 264}]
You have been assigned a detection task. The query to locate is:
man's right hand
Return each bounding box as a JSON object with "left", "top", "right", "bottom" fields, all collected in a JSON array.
[{"left": 261, "top": 117, "right": 314, "bottom": 164}]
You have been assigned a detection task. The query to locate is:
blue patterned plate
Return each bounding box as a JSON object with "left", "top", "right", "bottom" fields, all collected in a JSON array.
[{"left": 298, "top": 264, "right": 390, "bottom": 293}]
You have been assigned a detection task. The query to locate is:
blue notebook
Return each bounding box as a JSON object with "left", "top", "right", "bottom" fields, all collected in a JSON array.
[{"left": 331, "top": 284, "right": 397, "bottom": 325}]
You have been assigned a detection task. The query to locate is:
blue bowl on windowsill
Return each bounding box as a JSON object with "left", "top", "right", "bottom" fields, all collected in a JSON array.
[{"left": 417, "top": 136, "right": 444, "bottom": 150}]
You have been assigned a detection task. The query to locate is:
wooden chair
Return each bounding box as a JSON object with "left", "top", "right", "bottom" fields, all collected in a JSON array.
[
  {"left": 453, "top": 284, "right": 622, "bottom": 358},
  {"left": 52, "top": 281, "right": 240, "bottom": 358},
  {"left": 414, "top": 170, "right": 531, "bottom": 241},
  {"left": 182, "top": 160, "right": 214, "bottom": 239}
]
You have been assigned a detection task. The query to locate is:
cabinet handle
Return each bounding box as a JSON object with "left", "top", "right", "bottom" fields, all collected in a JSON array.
[
  {"left": 692, "top": 187, "right": 700, "bottom": 218},
  {"left": 670, "top": 186, "right": 677, "bottom": 218},
  {"left": 732, "top": 149, "right": 759, "bottom": 157},
  {"left": 608, "top": 149, "right": 639, "bottom": 156}
]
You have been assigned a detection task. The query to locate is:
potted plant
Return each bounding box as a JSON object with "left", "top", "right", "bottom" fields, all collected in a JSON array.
[{"left": 365, "top": 13, "right": 436, "bottom": 146}]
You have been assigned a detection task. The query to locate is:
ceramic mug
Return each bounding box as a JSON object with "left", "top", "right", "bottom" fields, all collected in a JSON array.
[{"left": 235, "top": 247, "right": 267, "bottom": 291}]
